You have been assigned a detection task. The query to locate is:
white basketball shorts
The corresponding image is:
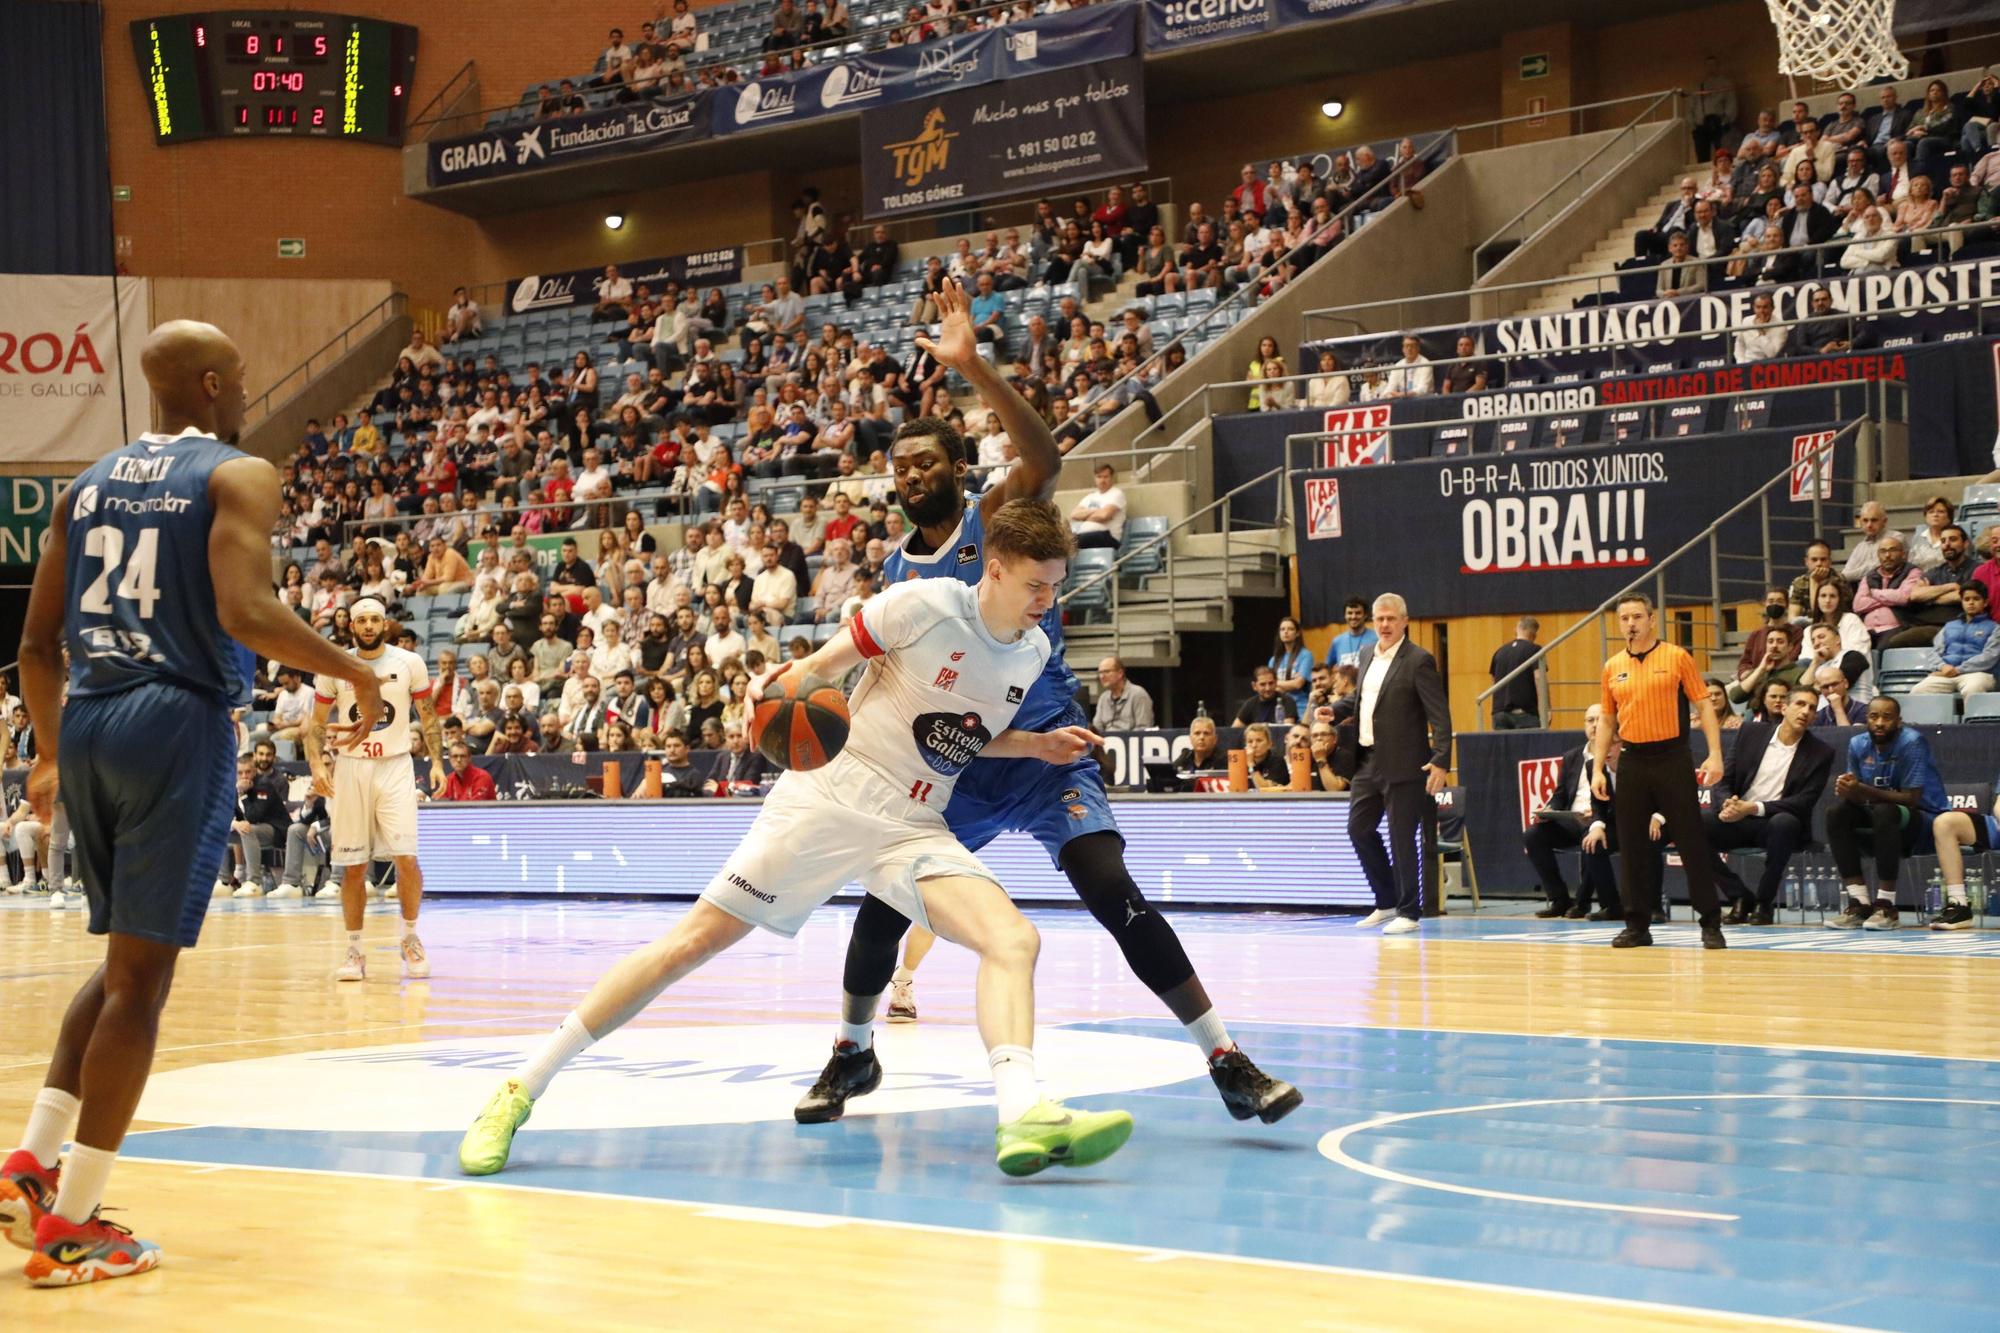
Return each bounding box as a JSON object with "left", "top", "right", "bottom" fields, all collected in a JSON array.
[
  {"left": 330, "top": 757, "right": 419, "bottom": 867},
  {"left": 699, "top": 753, "right": 999, "bottom": 938}
]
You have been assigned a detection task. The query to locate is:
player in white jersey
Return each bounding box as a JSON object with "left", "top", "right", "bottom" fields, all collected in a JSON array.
[
  {"left": 304, "top": 597, "right": 445, "bottom": 982},
  {"left": 459, "top": 500, "right": 1136, "bottom": 1178}
]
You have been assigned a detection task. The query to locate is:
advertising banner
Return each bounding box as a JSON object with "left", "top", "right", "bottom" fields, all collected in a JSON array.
[
  {"left": 1289, "top": 427, "right": 1853, "bottom": 621},
  {"left": 1145, "top": 0, "right": 1412, "bottom": 49},
  {"left": 505, "top": 248, "right": 745, "bottom": 316},
  {"left": 0, "top": 275, "right": 150, "bottom": 468},
  {"left": 859, "top": 57, "right": 1146, "bottom": 217},
  {"left": 428, "top": 91, "right": 711, "bottom": 187}
]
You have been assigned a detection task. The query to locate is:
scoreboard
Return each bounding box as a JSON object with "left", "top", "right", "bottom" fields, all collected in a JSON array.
[{"left": 131, "top": 11, "right": 419, "bottom": 145}]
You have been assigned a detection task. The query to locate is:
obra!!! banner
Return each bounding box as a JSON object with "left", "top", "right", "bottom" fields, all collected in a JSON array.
[
  {"left": 859, "top": 57, "right": 1146, "bottom": 217},
  {"left": 1290, "top": 426, "right": 1854, "bottom": 621}
]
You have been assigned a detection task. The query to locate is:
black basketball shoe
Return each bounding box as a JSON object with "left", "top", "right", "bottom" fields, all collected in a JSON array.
[
  {"left": 793, "top": 1043, "right": 884, "bottom": 1124},
  {"left": 1209, "top": 1049, "right": 1304, "bottom": 1124}
]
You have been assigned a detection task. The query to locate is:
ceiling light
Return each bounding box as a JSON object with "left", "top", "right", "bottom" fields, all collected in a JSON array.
[
  {"left": 1321, "top": 100, "right": 1345, "bottom": 119},
  {"left": 604, "top": 213, "right": 625, "bottom": 230}
]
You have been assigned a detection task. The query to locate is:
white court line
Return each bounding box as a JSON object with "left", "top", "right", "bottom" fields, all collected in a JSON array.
[
  {"left": 107, "top": 1153, "right": 1876, "bottom": 1333},
  {"left": 1318, "top": 1093, "right": 2000, "bottom": 1223}
]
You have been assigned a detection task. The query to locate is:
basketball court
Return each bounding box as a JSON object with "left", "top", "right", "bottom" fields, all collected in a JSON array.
[{"left": 5, "top": 896, "right": 1994, "bottom": 1330}]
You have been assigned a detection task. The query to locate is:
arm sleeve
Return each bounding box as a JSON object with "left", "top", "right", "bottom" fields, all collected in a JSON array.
[{"left": 407, "top": 652, "right": 434, "bottom": 697}]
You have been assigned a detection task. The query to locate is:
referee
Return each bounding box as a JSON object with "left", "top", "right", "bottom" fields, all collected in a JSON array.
[{"left": 1592, "top": 593, "right": 1728, "bottom": 950}]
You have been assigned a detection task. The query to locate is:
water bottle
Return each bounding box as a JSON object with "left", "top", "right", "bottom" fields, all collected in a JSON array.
[
  {"left": 1970, "top": 867, "right": 1988, "bottom": 918},
  {"left": 1782, "top": 866, "right": 1801, "bottom": 914},
  {"left": 1195, "top": 700, "right": 1210, "bottom": 720},
  {"left": 1925, "top": 869, "right": 1944, "bottom": 916}
]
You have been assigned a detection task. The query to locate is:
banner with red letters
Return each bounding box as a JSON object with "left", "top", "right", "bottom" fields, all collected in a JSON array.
[{"left": 0, "top": 276, "right": 151, "bottom": 467}]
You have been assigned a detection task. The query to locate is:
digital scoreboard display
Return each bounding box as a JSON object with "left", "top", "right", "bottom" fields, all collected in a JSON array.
[{"left": 131, "top": 12, "right": 419, "bottom": 145}]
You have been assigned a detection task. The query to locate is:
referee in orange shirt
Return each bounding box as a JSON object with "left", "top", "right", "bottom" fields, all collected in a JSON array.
[{"left": 1592, "top": 593, "right": 1728, "bottom": 950}]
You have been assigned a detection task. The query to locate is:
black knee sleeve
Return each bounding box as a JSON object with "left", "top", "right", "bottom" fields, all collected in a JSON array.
[
  {"left": 842, "top": 892, "right": 912, "bottom": 996},
  {"left": 1058, "top": 832, "right": 1197, "bottom": 997}
]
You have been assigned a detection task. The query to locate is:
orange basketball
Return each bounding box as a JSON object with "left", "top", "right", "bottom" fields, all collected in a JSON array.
[{"left": 750, "top": 671, "right": 850, "bottom": 772}]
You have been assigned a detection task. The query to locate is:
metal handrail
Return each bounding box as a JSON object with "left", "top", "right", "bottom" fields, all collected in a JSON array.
[
  {"left": 409, "top": 58, "right": 478, "bottom": 141},
  {"left": 1302, "top": 219, "right": 1985, "bottom": 340},
  {"left": 1474, "top": 89, "right": 1683, "bottom": 269},
  {"left": 247, "top": 293, "right": 409, "bottom": 427},
  {"left": 1475, "top": 415, "right": 1868, "bottom": 719},
  {"left": 1057, "top": 465, "right": 1284, "bottom": 666}
]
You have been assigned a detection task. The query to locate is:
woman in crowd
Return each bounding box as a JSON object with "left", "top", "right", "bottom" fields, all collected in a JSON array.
[
  {"left": 1307, "top": 348, "right": 1351, "bottom": 407},
  {"left": 1258, "top": 357, "right": 1293, "bottom": 411},
  {"left": 1808, "top": 576, "right": 1873, "bottom": 664},
  {"left": 1245, "top": 336, "right": 1282, "bottom": 409},
  {"left": 1268, "top": 616, "right": 1314, "bottom": 717},
  {"left": 1893, "top": 174, "right": 1942, "bottom": 254},
  {"left": 1906, "top": 495, "right": 1955, "bottom": 570},
  {"left": 1706, "top": 678, "right": 1742, "bottom": 730},
  {"left": 634, "top": 676, "right": 684, "bottom": 747},
  {"left": 455, "top": 573, "right": 503, "bottom": 643},
  {"left": 569, "top": 350, "right": 599, "bottom": 417},
  {"left": 685, "top": 669, "right": 725, "bottom": 737},
  {"left": 601, "top": 721, "right": 640, "bottom": 754},
  {"left": 328, "top": 606, "right": 355, "bottom": 649},
  {"left": 721, "top": 669, "right": 755, "bottom": 729},
  {"left": 1132, "top": 225, "right": 1178, "bottom": 296}
]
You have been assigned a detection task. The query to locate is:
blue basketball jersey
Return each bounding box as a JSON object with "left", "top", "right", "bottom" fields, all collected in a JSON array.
[
  {"left": 64, "top": 429, "right": 248, "bottom": 705},
  {"left": 881, "top": 494, "right": 1079, "bottom": 731}
]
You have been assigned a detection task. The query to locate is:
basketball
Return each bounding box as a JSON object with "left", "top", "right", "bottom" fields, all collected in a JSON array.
[{"left": 750, "top": 672, "right": 850, "bottom": 771}]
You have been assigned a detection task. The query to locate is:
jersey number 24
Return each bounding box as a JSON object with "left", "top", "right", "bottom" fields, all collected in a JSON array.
[{"left": 79, "top": 527, "right": 163, "bottom": 619}]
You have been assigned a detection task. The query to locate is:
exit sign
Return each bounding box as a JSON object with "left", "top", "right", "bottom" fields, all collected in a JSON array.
[
  {"left": 1519, "top": 52, "right": 1550, "bottom": 80},
  {"left": 277, "top": 238, "right": 306, "bottom": 259}
]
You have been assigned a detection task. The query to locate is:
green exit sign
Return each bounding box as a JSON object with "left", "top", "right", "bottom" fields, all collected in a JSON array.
[
  {"left": 1519, "top": 52, "right": 1550, "bottom": 80},
  {"left": 277, "top": 238, "right": 306, "bottom": 259}
]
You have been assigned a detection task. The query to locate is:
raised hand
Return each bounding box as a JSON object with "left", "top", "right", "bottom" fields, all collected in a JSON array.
[{"left": 914, "top": 279, "right": 979, "bottom": 372}]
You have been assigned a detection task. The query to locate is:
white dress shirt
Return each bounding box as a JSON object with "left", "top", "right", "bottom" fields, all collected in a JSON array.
[
  {"left": 1358, "top": 638, "right": 1401, "bottom": 748},
  {"left": 1742, "top": 733, "right": 1798, "bottom": 811}
]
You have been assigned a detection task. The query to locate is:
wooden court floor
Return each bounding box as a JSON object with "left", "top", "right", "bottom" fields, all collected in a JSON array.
[{"left": 2, "top": 897, "right": 1996, "bottom": 1330}]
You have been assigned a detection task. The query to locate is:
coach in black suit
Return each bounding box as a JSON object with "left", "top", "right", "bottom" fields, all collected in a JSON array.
[
  {"left": 1336, "top": 593, "right": 1453, "bottom": 930},
  {"left": 1701, "top": 685, "right": 1834, "bottom": 926},
  {"left": 1521, "top": 704, "right": 1616, "bottom": 918}
]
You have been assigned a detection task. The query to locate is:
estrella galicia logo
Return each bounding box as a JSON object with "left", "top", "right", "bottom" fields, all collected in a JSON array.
[
  {"left": 912, "top": 710, "right": 990, "bottom": 774},
  {"left": 1006, "top": 685, "right": 1024, "bottom": 703},
  {"left": 955, "top": 543, "right": 978, "bottom": 565},
  {"left": 1059, "top": 788, "right": 1080, "bottom": 803}
]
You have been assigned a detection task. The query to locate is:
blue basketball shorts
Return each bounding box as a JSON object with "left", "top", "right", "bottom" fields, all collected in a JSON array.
[{"left": 945, "top": 702, "right": 1121, "bottom": 867}]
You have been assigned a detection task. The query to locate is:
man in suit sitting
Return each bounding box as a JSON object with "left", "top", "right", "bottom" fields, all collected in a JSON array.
[
  {"left": 1636, "top": 178, "right": 1700, "bottom": 259},
  {"left": 1778, "top": 183, "right": 1837, "bottom": 259},
  {"left": 1702, "top": 685, "right": 1835, "bottom": 926},
  {"left": 1335, "top": 592, "right": 1454, "bottom": 935},
  {"left": 1522, "top": 703, "right": 1620, "bottom": 919},
  {"left": 1865, "top": 85, "right": 1917, "bottom": 171}
]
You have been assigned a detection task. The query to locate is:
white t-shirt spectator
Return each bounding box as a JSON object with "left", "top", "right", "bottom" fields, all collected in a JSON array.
[
  {"left": 706, "top": 626, "right": 747, "bottom": 665},
  {"left": 1735, "top": 321, "right": 1789, "bottom": 363},
  {"left": 1387, "top": 355, "right": 1433, "bottom": 396},
  {"left": 751, "top": 564, "right": 799, "bottom": 620},
  {"left": 271, "top": 681, "right": 316, "bottom": 729},
  {"left": 599, "top": 273, "right": 634, "bottom": 308},
  {"left": 575, "top": 462, "right": 614, "bottom": 502},
  {"left": 446, "top": 296, "right": 482, "bottom": 339},
  {"left": 1072, "top": 484, "right": 1127, "bottom": 541},
  {"left": 976, "top": 431, "right": 1010, "bottom": 471}
]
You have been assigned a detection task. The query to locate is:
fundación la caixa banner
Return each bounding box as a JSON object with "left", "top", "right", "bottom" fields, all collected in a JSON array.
[
  {"left": 0, "top": 276, "right": 150, "bottom": 477},
  {"left": 859, "top": 57, "right": 1147, "bottom": 218}
]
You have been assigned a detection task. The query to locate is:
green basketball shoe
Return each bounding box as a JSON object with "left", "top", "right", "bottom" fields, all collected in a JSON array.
[
  {"left": 994, "top": 1100, "right": 1134, "bottom": 1178},
  {"left": 458, "top": 1079, "right": 534, "bottom": 1176}
]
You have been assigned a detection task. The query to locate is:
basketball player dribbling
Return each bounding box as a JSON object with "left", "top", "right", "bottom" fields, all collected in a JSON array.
[
  {"left": 0, "top": 321, "right": 380, "bottom": 1286},
  {"left": 305, "top": 596, "right": 444, "bottom": 982},
  {"left": 793, "top": 280, "right": 1300, "bottom": 1127},
  {"left": 459, "top": 499, "right": 1137, "bottom": 1178}
]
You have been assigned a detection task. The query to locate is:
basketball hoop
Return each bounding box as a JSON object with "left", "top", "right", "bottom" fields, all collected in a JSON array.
[{"left": 1765, "top": 0, "right": 1909, "bottom": 85}]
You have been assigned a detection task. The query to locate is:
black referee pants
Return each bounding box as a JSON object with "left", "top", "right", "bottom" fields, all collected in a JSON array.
[{"left": 1613, "top": 742, "right": 1722, "bottom": 928}]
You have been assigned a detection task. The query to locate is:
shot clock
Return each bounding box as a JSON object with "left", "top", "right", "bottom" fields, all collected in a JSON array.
[{"left": 131, "top": 12, "right": 419, "bottom": 145}]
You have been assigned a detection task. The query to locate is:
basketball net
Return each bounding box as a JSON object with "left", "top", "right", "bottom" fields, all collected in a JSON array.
[{"left": 1765, "top": 0, "right": 1909, "bottom": 85}]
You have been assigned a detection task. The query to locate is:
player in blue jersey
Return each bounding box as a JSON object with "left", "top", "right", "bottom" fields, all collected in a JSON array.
[
  {"left": 795, "top": 281, "right": 1301, "bottom": 1126},
  {"left": 0, "top": 321, "right": 380, "bottom": 1287}
]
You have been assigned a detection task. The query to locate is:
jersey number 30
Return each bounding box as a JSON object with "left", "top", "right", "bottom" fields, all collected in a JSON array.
[{"left": 79, "top": 527, "right": 163, "bottom": 619}]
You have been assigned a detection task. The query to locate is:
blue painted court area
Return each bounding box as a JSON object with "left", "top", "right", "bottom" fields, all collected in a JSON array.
[{"left": 121, "top": 1014, "right": 2000, "bottom": 1330}]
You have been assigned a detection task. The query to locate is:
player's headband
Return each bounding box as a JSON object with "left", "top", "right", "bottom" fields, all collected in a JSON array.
[{"left": 350, "top": 596, "right": 389, "bottom": 619}]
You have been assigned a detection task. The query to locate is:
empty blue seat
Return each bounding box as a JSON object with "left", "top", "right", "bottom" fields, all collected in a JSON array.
[
  {"left": 1119, "top": 515, "right": 1170, "bottom": 576},
  {"left": 1897, "top": 693, "right": 1957, "bottom": 725}
]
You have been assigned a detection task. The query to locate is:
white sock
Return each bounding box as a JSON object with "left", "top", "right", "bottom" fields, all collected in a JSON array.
[
  {"left": 20, "top": 1087, "right": 81, "bottom": 1170},
  {"left": 518, "top": 1012, "right": 596, "bottom": 1099},
  {"left": 837, "top": 1021, "right": 873, "bottom": 1051},
  {"left": 1876, "top": 885, "right": 1898, "bottom": 905},
  {"left": 52, "top": 1142, "right": 117, "bottom": 1225},
  {"left": 1185, "top": 1008, "right": 1233, "bottom": 1061},
  {"left": 1947, "top": 883, "right": 1970, "bottom": 906},
  {"left": 346, "top": 929, "right": 363, "bottom": 950},
  {"left": 891, "top": 966, "right": 914, "bottom": 986},
  {"left": 402, "top": 917, "right": 420, "bottom": 940},
  {"left": 989, "top": 1044, "right": 1039, "bottom": 1123},
  {"left": 1847, "top": 884, "right": 1870, "bottom": 907}
]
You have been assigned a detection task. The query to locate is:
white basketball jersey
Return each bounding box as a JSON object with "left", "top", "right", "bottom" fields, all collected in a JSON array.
[
  {"left": 315, "top": 644, "right": 432, "bottom": 761},
  {"left": 842, "top": 579, "right": 1049, "bottom": 804}
]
